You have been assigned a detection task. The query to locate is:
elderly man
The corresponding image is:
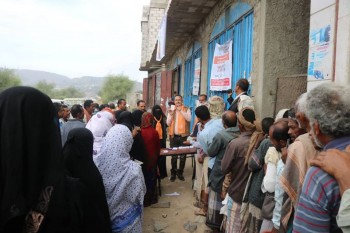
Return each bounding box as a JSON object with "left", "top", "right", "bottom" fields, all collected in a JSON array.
[
  {"left": 167, "top": 95, "right": 191, "bottom": 181},
  {"left": 198, "top": 94, "right": 207, "bottom": 106},
  {"left": 278, "top": 98, "right": 319, "bottom": 233},
  {"left": 293, "top": 83, "right": 350, "bottom": 232},
  {"left": 310, "top": 146, "right": 350, "bottom": 233}
]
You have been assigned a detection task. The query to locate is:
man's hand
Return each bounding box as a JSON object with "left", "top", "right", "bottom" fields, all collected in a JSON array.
[
  {"left": 310, "top": 145, "right": 350, "bottom": 195},
  {"left": 132, "top": 128, "right": 139, "bottom": 138},
  {"left": 198, "top": 154, "right": 204, "bottom": 163}
]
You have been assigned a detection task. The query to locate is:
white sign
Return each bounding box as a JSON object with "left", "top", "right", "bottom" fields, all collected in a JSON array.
[
  {"left": 192, "top": 58, "right": 201, "bottom": 95},
  {"left": 210, "top": 40, "right": 232, "bottom": 91}
]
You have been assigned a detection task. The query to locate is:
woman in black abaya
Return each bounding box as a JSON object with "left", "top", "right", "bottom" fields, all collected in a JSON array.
[
  {"left": 0, "top": 86, "right": 110, "bottom": 233},
  {"left": 63, "top": 128, "right": 111, "bottom": 233},
  {"left": 152, "top": 105, "right": 168, "bottom": 179}
]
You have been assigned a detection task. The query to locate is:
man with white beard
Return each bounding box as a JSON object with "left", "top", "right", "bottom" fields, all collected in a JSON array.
[{"left": 293, "top": 83, "right": 350, "bottom": 233}]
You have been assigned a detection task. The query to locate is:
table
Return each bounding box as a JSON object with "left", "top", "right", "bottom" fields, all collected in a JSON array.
[
  {"left": 160, "top": 147, "right": 197, "bottom": 168},
  {"left": 160, "top": 147, "right": 197, "bottom": 156}
]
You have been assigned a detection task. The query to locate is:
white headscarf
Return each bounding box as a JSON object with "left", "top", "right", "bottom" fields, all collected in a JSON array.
[
  {"left": 95, "top": 124, "right": 146, "bottom": 231},
  {"left": 86, "top": 111, "right": 114, "bottom": 161}
]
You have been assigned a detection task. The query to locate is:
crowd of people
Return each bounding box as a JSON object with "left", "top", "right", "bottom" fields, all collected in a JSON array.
[
  {"left": 0, "top": 79, "right": 349, "bottom": 233},
  {"left": 187, "top": 80, "right": 350, "bottom": 233},
  {"left": 0, "top": 88, "right": 166, "bottom": 232}
]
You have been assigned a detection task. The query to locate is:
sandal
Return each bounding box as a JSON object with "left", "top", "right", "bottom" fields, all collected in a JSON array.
[{"left": 194, "top": 208, "right": 207, "bottom": 216}]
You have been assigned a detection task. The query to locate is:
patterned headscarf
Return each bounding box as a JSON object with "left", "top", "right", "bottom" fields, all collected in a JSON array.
[
  {"left": 208, "top": 96, "right": 225, "bottom": 119},
  {"left": 141, "top": 112, "right": 153, "bottom": 128},
  {"left": 95, "top": 124, "right": 146, "bottom": 231}
]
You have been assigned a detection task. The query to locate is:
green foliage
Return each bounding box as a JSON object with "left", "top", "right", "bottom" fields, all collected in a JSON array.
[
  {"left": 55, "top": 87, "right": 84, "bottom": 99},
  {"left": 35, "top": 80, "right": 84, "bottom": 99},
  {"left": 35, "top": 80, "right": 55, "bottom": 97},
  {"left": 99, "top": 74, "right": 134, "bottom": 102},
  {"left": 0, "top": 68, "right": 21, "bottom": 92}
]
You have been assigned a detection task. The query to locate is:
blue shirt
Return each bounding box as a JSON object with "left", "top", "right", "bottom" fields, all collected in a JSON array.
[
  {"left": 198, "top": 118, "right": 224, "bottom": 169},
  {"left": 293, "top": 136, "right": 350, "bottom": 233}
]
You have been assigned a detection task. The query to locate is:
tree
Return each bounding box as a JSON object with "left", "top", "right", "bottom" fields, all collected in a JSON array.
[
  {"left": 99, "top": 74, "right": 134, "bottom": 102},
  {"left": 0, "top": 68, "right": 21, "bottom": 92},
  {"left": 35, "top": 81, "right": 84, "bottom": 99},
  {"left": 55, "top": 87, "right": 84, "bottom": 99},
  {"left": 35, "top": 80, "right": 55, "bottom": 97}
]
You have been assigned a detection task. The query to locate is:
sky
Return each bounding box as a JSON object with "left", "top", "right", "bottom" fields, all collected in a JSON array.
[{"left": 0, "top": 0, "right": 150, "bottom": 82}]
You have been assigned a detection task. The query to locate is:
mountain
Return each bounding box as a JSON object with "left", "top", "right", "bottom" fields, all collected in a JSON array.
[{"left": 12, "top": 69, "right": 142, "bottom": 97}]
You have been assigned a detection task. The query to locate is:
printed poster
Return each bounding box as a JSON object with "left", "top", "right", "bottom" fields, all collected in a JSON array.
[
  {"left": 192, "top": 58, "right": 200, "bottom": 95},
  {"left": 308, "top": 24, "right": 332, "bottom": 80},
  {"left": 210, "top": 40, "right": 232, "bottom": 91}
]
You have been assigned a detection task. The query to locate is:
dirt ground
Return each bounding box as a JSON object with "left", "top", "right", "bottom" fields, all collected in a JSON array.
[{"left": 142, "top": 156, "right": 212, "bottom": 233}]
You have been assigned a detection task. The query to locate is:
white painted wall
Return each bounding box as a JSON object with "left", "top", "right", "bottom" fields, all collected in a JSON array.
[{"left": 308, "top": 0, "right": 350, "bottom": 90}]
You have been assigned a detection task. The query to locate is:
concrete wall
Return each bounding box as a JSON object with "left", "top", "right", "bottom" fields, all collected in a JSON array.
[
  {"left": 307, "top": 0, "right": 350, "bottom": 89},
  {"left": 253, "top": 0, "right": 310, "bottom": 118},
  {"left": 335, "top": 0, "right": 350, "bottom": 85}
]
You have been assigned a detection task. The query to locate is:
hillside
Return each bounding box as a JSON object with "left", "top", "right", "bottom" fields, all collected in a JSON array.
[{"left": 12, "top": 69, "right": 142, "bottom": 97}]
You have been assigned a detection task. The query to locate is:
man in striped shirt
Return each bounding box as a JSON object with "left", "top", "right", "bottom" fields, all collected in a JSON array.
[{"left": 293, "top": 83, "right": 350, "bottom": 233}]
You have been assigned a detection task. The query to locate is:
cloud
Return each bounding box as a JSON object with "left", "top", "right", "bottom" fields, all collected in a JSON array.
[{"left": 0, "top": 0, "right": 149, "bottom": 81}]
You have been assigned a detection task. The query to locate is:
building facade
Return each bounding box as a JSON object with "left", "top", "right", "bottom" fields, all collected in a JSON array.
[{"left": 140, "top": 0, "right": 319, "bottom": 121}]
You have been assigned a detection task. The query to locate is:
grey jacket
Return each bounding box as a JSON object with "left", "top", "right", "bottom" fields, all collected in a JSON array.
[
  {"left": 208, "top": 127, "right": 240, "bottom": 193},
  {"left": 61, "top": 119, "right": 85, "bottom": 146}
]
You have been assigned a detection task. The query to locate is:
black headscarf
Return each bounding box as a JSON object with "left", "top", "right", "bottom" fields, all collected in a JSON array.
[
  {"left": 63, "top": 128, "right": 111, "bottom": 233},
  {"left": 132, "top": 109, "right": 145, "bottom": 127},
  {"left": 0, "top": 86, "right": 64, "bottom": 231},
  {"left": 115, "top": 109, "right": 124, "bottom": 121},
  {"left": 117, "top": 111, "right": 134, "bottom": 131},
  {"left": 152, "top": 105, "right": 165, "bottom": 121}
]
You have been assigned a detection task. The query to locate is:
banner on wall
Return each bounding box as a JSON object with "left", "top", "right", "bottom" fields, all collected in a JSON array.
[
  {"left": 156, "top": 14, "right": 167, "bottom": 61},
  {"left": 210, "top": 40, "right": 232, "bottom": 91},
  {"left": 307, "top": 24, "right": 332, "bottom": 80},
  {"left": 192, "top": 58, "right": 201, "bottom": 95}
]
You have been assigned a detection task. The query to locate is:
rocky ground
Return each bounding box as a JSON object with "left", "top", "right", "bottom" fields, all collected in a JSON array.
[{"left": 142, "top": 156, "right": 212, "bottom": 233}]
